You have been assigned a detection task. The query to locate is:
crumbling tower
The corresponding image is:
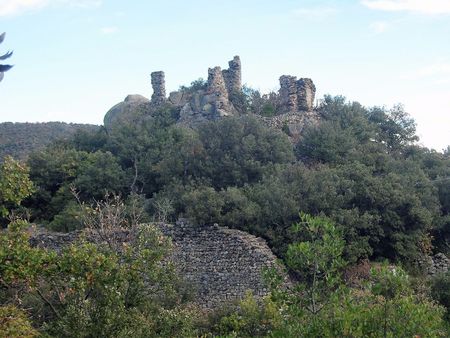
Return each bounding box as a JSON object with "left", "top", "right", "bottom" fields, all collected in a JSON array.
[
  {"left": 279, "top": 75, "right": 298, "bottom": 112},
  {"left": 151, "top": 71, "right": 166, "bottom": 105},
  {"left": 296, "top": 78, "right": 316, "bottom": 111},
  {"left": 207, "top": 66, "right": 227, "bottom": 95},
  {"left": 222, "top": 55, "right": 242, "bottom": 95},
  {"left": 279, "top": 75, "right": 316, "bottom": 112}
]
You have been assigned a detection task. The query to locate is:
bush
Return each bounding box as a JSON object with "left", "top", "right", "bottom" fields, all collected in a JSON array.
[{"left": 0, "top": 305, "right": 38, "bottom": 338}]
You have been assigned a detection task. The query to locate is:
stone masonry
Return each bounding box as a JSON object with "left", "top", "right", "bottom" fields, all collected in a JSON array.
[
  {"left": 29, "top": 221, "right": 284, "bottom": 308},
  {"left": 222, "top": 55, "right": 242, "bottom": 95},
  {"left": 207, "top": 66, "right": 228, "bottom": 95},
  {"left": 105, "top": 56, "right": 318, "bottom": 130},
  {"left": 297, "top": 78, "right": 316, "bottom": 111},
  {"left": 279, "top": 75, "right": 298, "bottom": 112},
  {"left": 151, "top": 71, "right": 166, "bottom": 105},
  {"left": 279, "top": 75, "right": 316, "bottom": 112}
]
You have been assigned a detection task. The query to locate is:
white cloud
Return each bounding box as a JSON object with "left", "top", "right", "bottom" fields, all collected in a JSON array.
[
  {"left": 0, "top": 0, "right": 101, "bottom": 16},
  {"left": 292, "top": 6, "right": 338, "bottom": 20},
  {"left": 100, "top": 26, "right": 118, "bottom": 35},
  {"left": 361, "top": 0, "right": 450, "bottom": 15},
  {"left": 0, "top": 0, "right": 49, "bottom": 16},
  {"left": 369, "top": 21, "right": 390, "bottom": 33}
]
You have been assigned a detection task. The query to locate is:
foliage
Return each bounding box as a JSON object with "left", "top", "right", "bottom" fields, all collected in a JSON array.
[
  {"left": 18, "top": 94, "right": 449, "bottom": 265},
  {"left": 0, "top": 220, "right": 197, "bottom": 337},
  {"left": 26, "top": 147, "right": 127, "bottom": 227},
  {"left": 0, "top": 156, "right": 34, "bottom": 218},
  {"left": 0, "top": 305, "right": 38, "bottom": 338},
  {"left": 213, "top": 215, "right": 448, "bottom": 337},
  {"left": 286, "top": 213, "right": 346, "bottom": 314},
  {"left": 430, "top": 271, "right": 450, "bottom": 321},
  {"left": 211, "top": 291, "right": 281, "bottom": 337}
]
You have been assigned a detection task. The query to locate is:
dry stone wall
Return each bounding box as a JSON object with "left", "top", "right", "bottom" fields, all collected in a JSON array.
[
  {"left": 160, "top": 220, "right": 281, "bottom": 308},
  {"left": 29, "top": 222, "right": 283, "bottom": 308},
  {"left": 420, "top": 253, "right": 450, "bottom": 276}
]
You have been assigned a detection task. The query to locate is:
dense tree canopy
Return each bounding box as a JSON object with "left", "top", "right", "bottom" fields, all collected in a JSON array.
[{"left": 20, "top": 95, "right": 449, "bottom": 264}]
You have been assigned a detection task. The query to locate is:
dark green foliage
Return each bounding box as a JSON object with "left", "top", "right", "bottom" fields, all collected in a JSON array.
[
  {"left": 431, "top": 272, "right": 450, "bottom": 321},
  {"left": 26, "top": 147, "right": 127, "bottom": 227},
  {"left": 20, "top": 94, "right": 449, "bottom": 266},
  {"left": 195, "top": 116, "right": 294, "bottom": 189},
  {"left": 179, "top": 78, "right": 207, "bottom": 93}
]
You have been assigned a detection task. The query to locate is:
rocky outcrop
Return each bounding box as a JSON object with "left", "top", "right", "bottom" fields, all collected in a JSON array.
[
  {"left": 279, "top": 76, "right": 316, "bottom": 112},
  {"left": 420, "top": 253, "right": 450, "bottom": 276},
  {"left": 151, "top": 71, "right": 166, "bottom": 105},
  {"left": 103, "top": 94, "right": 149, "bottom": 129},
  {"left": 29, "top": 221, "right": 285, "bottom": 308}
]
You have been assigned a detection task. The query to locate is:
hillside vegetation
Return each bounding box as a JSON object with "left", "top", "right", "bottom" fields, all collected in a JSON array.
[
  {"left": 1, "top": 90, "right": 449, "bottom": 337},
  {"left": 0, "top": 122, "right": 99, "bottom": 161}
]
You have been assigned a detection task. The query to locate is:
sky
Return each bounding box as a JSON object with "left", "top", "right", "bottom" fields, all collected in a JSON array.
[{"left": 0, "top": 0, "right": 449, "bottom": 151}]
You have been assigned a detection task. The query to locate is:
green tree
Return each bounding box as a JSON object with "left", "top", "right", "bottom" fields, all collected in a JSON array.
[{"left": 0, "top": 156, "right": 34, "bottom": 218}]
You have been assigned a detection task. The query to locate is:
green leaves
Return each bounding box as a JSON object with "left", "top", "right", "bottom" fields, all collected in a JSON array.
[{"left": 0, "top": 156, "right": 34, "bottom": 217}]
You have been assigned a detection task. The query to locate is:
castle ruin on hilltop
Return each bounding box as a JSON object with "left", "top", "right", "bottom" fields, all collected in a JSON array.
[
  {"left": 104, "top": 56, "right": 318, "bottom": 138},
  {"left": 149, "top": 55, "right": 316, "bottom": 118}
]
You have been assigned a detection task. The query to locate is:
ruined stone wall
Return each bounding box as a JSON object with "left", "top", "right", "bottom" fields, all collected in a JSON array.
[
  {"left": 207, "top": 66, "right": 228, "bottom": 95},
  {"left": 222, "top": 56, "right": 242, "bottom": 95},
  {"left": 151, "top": 71, "right": 166, "bottom": 105},
  {"left": 279, "top": 75, "right": 298, "bottom": 112},
  {"left": 256, "top": 110, "right": 320, "bottom": 143},
  {"left": 297, "top": 78, "right": 316, "bottom": 111},
  {"left": 29, "top": 222, "right": 283, "bottom": 308},
  {"left": 278, "top": 75, "right": 316, "bottom": 112},
  {"left": 420, "top": 253, "right": 450, "bottom": 276},
  {"left": 159, "top": 221, "right": 280, "bottom": 308}
]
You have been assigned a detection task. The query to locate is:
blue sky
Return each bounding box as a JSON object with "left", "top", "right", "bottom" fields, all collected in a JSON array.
[{"left": 0, "top": 0, "right": 449, "bottom": 150}]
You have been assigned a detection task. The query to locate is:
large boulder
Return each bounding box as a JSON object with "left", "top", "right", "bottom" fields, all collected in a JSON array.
[{"left": 103, "top": 94, "right": 150, "bottom": 129}]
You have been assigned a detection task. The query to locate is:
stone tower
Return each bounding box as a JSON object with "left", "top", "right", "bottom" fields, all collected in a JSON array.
[
  {"left": 207, "top": 66, "right": 227, "bottom": 95},
  {"left": 151, "top": 71, "right": 166, "bottom": 105},
  {"left": 296, "top": 78, "right": 316, "bottom": 111},
  {"left": 279, "top": 75, "right": 298, "bottom": 112},
  {"left": 222, "top": 55, "right": 242, "bottom": 94},
  {"left": 279, "top": 75, "right": 316, "bottom": 112}
]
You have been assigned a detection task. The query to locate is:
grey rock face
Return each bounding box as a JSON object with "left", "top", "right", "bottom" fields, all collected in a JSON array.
[
  {"left": 418, "top": 252, "right": 450, "bottom": 276},
  {"left": 151, "top": 71, "right": 166, "bottom": 105},
  {"left": 103, "top": 94, "right": 150, "bottom": 129},
  {"left": 279, "top": 75, "right": 316, "bottom": 112}
]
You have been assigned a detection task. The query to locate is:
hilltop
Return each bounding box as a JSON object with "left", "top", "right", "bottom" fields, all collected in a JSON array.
[{"left": 0, "top": 122, "right": 99, "bottom": 161}]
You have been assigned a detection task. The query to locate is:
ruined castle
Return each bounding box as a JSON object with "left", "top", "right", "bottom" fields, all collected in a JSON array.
[{"left": 104, "top": 56, "right": 318, "bottom": 136}]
